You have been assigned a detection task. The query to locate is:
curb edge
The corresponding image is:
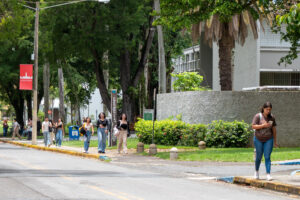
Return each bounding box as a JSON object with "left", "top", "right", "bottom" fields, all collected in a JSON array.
[
  {"left": 233, "top": 176, "right": 300, "bottom": 195},
  {"left": 0, "top": 139, "right": 100, "bottom": 161}
]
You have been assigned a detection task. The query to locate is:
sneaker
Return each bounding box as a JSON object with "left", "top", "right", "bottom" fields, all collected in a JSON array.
[
  {"left": 266, "top": 174, "right": 272, "bottom": 181},
  {"left": 254, "top": 171, "right": 259, "bottom": 179}
]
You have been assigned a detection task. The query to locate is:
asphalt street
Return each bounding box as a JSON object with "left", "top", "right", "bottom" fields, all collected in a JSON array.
[{"left": 0, "top": 142, "right": 296, "bottom": 200}]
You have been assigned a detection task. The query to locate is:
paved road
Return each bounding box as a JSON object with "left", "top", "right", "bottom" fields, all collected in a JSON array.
[{"left": 0, "top": 142, "right": 296, "bottom": 200}]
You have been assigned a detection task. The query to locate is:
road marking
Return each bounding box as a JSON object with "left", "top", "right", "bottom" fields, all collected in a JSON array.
[
  {"left": 187, "top": 177, "right": 217, "bottom": 180},
  {"left": 88, "top": 185, "right": 131, "bottom": 200}
]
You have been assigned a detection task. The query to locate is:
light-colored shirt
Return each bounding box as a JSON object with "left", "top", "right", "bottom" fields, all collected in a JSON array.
[
  {"left": 13, "top": 122, "right": 20, "bottom": 129},
  {"left": 42, "top": 121, "right": 50, "bottom": 132},
  {"left": 85, "top": 122, "right": 93, "bottom": 131}
]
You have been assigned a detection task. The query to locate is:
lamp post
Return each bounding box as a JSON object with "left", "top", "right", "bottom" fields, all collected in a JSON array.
[{"left": 20, "top": 0, "right": 110, "bottom": 145}]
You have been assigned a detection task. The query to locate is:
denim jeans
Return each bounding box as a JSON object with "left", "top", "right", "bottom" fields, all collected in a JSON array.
[
  {"left": 56, "top": 129, "right": 63, "bottom": 147},
  {"left": 97, "top": 128, "right": 107, "bottom": 152},
  {"left": 254, "top": 136, "right": 273, "bottom": 174},
  {"left": 43, "top": 131, "right": 50, "bottom": 146},
  {"left": 84, "top": 131, "right": 91, "bottom": 152},
  {"left": 3, "top": 127, "right": 8, "bottom": 137}
]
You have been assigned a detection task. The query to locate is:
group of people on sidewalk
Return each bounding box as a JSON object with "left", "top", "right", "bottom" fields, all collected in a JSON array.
[
  {"left": 42, "top": 117, "right": 65, "bottom": 148},
  {"left": 81, "top": 112, "right": 130, "bottom": 155}
]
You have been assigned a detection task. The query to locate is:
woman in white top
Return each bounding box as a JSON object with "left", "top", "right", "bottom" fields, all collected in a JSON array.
[
  {"left": 42, "top": 117, "right": 52, "bottom": 147},
  {"left": 83, "top": 117, "right": 94, "bottom": 153}
]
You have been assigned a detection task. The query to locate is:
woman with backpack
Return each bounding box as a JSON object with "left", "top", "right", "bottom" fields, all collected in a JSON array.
[
  {"left": 252, "top": 102, "right": 278, "bottom": 181},
  {"left": 83, "top": 117, "right": 94, "bottom": 153}
]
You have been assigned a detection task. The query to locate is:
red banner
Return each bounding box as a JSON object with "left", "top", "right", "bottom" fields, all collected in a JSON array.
[{"left": 19, "top": 64, "right": 33, "bottom": 90}]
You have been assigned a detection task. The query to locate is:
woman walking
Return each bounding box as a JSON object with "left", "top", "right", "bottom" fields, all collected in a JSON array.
[
  {"left": 42, "top": 117, "right": 52, "bottom": 147},
  {"left": 55, "top": 118, "right": 64, "bottom": 147},
  {"left": 3, "top": 119, "right": 8, "bottom": 137},
  {"left": 117, "top": 113, "right": 130, "bottom": 154},
  {"left": 83, "top": 117, "right": 94, "bottom": 153},
  {"left": 252, "top": 102, "right": 278, "bottom": 181},
  {"left": 97, "top": 112, "right": 108, "bottom": 154}
]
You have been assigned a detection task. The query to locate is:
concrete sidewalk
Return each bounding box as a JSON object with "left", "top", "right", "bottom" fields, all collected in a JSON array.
[{"left": 1, "top": 137, "right": 300, "bottom": 196}]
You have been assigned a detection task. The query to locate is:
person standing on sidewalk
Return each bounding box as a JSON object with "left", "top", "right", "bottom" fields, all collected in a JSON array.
[
  {"left": 42, "top": 117, "right": 52, "bottom": 147},
  {"left": 117, "top": 113, "right": 130, "bottom": 154},
  {"left": 252, "top": 102, "right": 278, "bottom": 181},
  {"left": 55, "top": 118, "right": 64, "bottom": 147},
  {"left": 3, "top": 119, "right": 8, "bottom": 137},
  {"left": 97, "top": 112, "right": 108, "bottom": 154},
  {"left": 83, "top": 117, "right": 94, "bottom": 153},
  {"left": 12, "top": 119, "right": 21, "bottom": 140}
]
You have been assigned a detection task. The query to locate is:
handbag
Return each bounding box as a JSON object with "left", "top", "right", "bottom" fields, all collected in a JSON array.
[{"left": 113, "top": 126, "right": 120, "bottom": 137}]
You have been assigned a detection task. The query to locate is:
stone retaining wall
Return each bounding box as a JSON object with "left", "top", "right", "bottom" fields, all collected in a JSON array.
[{"left": 157, "top": 91, "right": 300, "bottom": 147}]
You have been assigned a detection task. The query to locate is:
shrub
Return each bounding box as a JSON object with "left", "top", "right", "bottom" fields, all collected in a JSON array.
[
  {"left": 205, "top": 120, "right": 253, "bottom": 148},
  {"left": 135, "top": 118, "right": 206, "bottom": 146}
]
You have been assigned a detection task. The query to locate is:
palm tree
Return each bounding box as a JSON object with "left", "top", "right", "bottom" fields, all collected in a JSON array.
[
  {"left": 158, "top": 0, "right": 274, "bottom": 91},
  {"left": 191, "top": 9, "right": 271, "bottom": 90}
]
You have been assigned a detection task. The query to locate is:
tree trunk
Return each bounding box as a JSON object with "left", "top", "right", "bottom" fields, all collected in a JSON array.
[
  {"left": 43, "top": 62, "right": 50, "bottom": 118},
  {"left": 120, "top": 49, "right": 134, "bottom": 121},
  {"left": 26, "top": 93, "right": 32, "bottom": 120},
  {"left": 218, "top": 24, "right": 234, "bottom": 91},
  {"left": 154, "top": 0, "right": 166, "bottom": 94},
  {"left": 92, "top": 49, "right": 111, "bottom": 113},
  {"left": 58, "top": 68, "right": 65, "bottom": 121}
]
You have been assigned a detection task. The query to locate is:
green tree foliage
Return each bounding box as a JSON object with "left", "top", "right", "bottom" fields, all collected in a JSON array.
[
  {"left": 275, "top": 3, "right": 300, "bottom": 65},
  {"left": 171, "top": 72, "right": 208, "bottom": 92},
  {"left": 0, "top": 1, "right": 35, "bottom": 126}
]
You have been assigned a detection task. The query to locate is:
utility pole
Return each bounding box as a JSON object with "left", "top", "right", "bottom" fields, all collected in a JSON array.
[
  {"left": 43, "top": 62, "right": 50, "bottom": 119},
  {"left": 32, "top": 2, "right": 39, "bottom": 145},
  {"left": 58, "top": 68, "right": 65, "bottom": 121},
  {"left": 154, "top": 0, "right": 166, "bottom": 94}
]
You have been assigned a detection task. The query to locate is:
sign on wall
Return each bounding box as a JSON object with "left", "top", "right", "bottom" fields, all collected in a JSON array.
[
  {"left": 144, "top": 109, "right": 154, "bottom": 121},
  {"left": 19, "top": 64, "right": 33, "bottom": 90}
]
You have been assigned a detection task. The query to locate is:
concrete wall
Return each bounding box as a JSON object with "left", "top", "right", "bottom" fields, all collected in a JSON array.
[{"left": 157, "top": 91, "right": 300, "bottom": 147}]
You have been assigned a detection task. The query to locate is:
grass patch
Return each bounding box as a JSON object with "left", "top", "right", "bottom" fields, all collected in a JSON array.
[{"left": 155, "top": 147, "right": 300, "bottom": 162}]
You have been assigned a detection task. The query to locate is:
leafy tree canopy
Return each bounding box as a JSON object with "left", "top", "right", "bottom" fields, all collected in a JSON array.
[{"left": 275, "top": 2, "right": 300, "bottom": 65}]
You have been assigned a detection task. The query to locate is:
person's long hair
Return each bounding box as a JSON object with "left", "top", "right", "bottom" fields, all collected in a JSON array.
[
  {"left": 260, "top": 102, "right": 272, "bottom": 118},
  {"left": 120, "top": 113, "right": 127, "bottom": 121},
  {"left": 99, "top": 112, "right": 106, "bottom": 119}
]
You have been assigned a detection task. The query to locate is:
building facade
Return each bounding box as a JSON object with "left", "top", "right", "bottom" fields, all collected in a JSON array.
[{"left": 172, "top": 22, "right": 300, "bottom": 91}]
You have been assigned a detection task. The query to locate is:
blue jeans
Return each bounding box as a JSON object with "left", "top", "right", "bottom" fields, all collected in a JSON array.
[
  {"left": 97, "top": 128, "right": 107, "bottom": 152},
  {"left": 43, "top": 131, "right": 50, "bottom": 146},
  {"left": 56, "top": 129, "right": 63, "bottom": 147},
  {"left": 3, "top": 127, "right": 8, "bottom": 137},
  {"left": 84, "top": 131, "right": 91, "bottom": 152},
  {"left": 254, "top": 136, "right": 273, "bottom": 174}
]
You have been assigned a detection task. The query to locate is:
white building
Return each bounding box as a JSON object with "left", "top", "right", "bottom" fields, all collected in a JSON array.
[{"left": 172, "top": 22, "right": 300, "bottom": 91}]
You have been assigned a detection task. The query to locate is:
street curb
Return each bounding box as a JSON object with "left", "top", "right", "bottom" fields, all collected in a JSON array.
[
  {"left": 0, "top": 139, "right": 101, "bottom": 161},
  {"left": 233, "top": 176, "right": 300, "bottom": 195}
]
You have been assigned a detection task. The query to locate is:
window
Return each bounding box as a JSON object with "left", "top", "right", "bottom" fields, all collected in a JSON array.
[{"left": 260, "top": 72, "right": 300, "bottom": 86}]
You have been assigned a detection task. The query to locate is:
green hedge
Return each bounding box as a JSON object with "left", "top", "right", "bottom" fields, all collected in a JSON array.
[
  {"left": 205, "top": 120, "right": 253, "bottom": 148},
  {"left": 135, "top": 119, "right": 206, "bottom": 146},
  {"left": 135, "top": 119, "right": 252, "bottom": 148}
]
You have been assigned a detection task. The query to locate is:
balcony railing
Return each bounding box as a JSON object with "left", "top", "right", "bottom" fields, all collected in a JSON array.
[{"left": 173, "top": 59, "right": 201, "bottom": 73}]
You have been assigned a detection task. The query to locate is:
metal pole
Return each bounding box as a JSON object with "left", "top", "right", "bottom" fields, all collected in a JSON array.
[
  {"left": 152, "top": 88, "right": 156, "bottom": 144},
  {"left": 32, "top": 2, "right": 39, "bottom": 145}
]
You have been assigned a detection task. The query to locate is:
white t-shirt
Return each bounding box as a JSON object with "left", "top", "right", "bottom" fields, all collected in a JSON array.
[
  {"left": 13, "top": 122, "right": 20, "bottom": 129},
  {"left": 85, "top": 123, "right": 93, "bottom": 131},
  {"left": 42, "top": 121, "right": 50, "bottom": 132}
]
